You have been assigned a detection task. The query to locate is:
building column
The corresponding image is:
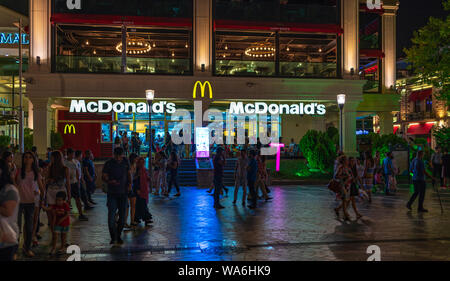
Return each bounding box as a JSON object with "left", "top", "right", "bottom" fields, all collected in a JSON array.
[
  {"left": 341, "top": 0, "right": 359, "bottom": 77},
  {"left": 30, "top": 98, "right": 51, "bottom": 157},
  {"left": 381, "top": 3, "right": 399, "bottom": 91},
  {"left": 194, "top": 0, "right": 212, "bottom": 75},
  {"left": 342, "top": 102, "right": 359, "bottom": 156},
  {"left": 29, "top": 0, "right": 51, "bottom": 72},
  {"left": 379, "top": 111, "right": 394, "bottom": 135}
]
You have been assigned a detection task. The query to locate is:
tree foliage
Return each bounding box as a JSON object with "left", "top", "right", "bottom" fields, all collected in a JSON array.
[
  {"left": 51, "top": 130, "right": 64, "bottom": 150},
  {"left": 433, "top": 126, "right": 450, "bottom": 151},
  {"left": 299, "top": 130, "right": 336, "bottom": 172},
  {"left": 404, "top": 0, "right": 450, "bottom": 105}
]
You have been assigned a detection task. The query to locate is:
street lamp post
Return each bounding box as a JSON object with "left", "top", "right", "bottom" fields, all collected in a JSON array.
[
  {"left": 146, "top": 90, "right": 155, "bottom": 190},
  {"left": 337, "top": 94, "right": 346, "bottom": 152}
]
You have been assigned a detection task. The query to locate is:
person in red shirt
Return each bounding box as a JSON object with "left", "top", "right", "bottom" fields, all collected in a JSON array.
[{"left": 42, "top": 191, "right": 70, "bottom": 255}]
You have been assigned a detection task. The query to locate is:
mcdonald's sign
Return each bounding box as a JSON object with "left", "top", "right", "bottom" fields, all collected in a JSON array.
[
  {"left": 64, "top": 124, "right": 76, "bottom": 134},
  {"left": 193, "top": 81, "right": 213, "bottom": 99}
]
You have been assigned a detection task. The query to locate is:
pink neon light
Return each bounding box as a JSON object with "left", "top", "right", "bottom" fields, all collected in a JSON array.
[{"left": 270, "top": 143, "right": 285, "bottom": 172}]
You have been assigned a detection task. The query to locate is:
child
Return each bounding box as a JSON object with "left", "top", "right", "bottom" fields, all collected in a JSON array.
[
  {"left": 374, "top": 170, "right": 384, "bottom": 193},
  {"left": 42, "top": 191, "right": 70, "bottom": 255}
]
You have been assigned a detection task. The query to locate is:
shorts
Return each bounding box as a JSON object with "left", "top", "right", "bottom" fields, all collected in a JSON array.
[
  {"left": 128, "top": 188, "right": 137, "bottom": 198},
  {"left": 46, "top": 186, "right": 66, "bottom": 206},
  {"left": 54, "top": 226, "right": 69, "bottom": 233},
  {"left": 363, "top": 178, "right": 374, "bottom": 191},
  {"left": 71, "top": 183, "right": 80, "bottom": 199}
]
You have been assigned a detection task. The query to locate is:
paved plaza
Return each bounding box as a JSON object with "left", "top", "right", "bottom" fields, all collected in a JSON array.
[{"left": 17, "top": 184, "right": 450, "bottom": 261}]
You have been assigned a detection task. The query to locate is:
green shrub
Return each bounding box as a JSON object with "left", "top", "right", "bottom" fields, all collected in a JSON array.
[
  {"left": 433, "top": 126, "right": 450, "bottom": 151},
  {"left": 24, "top": 128, "right": 33, "bottom": 151},
  {"left": 299, "top": 130, "right": 336, "bottom": 173},
  {"left": 0, "top": 135, "right": 11, "bottom": 150}
]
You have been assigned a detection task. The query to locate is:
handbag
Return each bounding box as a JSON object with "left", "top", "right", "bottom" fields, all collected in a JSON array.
[{"left": 327, "top": 179, "right": 341, "bottom": 193}]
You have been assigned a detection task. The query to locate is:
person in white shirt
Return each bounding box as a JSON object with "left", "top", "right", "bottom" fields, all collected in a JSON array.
[{"left": 65, "top": 148, "right": 88, "bottom": 221}]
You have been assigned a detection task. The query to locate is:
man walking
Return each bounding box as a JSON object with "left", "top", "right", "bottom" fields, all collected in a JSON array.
[
  {"left": 213, "top": 147, "right": 226, "bottom": 209},
  {"left": 65, "top": 148, "right": 88, "bottom": 221},
  {"left": 407, "top": 150, "right": 435, "bottom": 212},
  {"left": 75, "top": 150, "right": 93, "bottom": 210},
  {"left": 247, "top": 150, "right": 258, "bottom": 209},
  {"left": 383, "top": 152, "right": 394, "bottom": 195},
  {"left": 102, "top": 147, "right": 131, "bottom": 245},
  {"left": 82, "top": 150, "right": 97, "bottom": 205},
  {"left": 431, "top": 147, "right": 444, "bottom": 188}
]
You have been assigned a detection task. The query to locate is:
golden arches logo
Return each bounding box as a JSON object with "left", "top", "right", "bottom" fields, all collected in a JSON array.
[
  {"left": 193, "top": 81, "right": 213, "bottom": 99},
  {"left": 64, "top": 124, "right": 76, "bottom": 134}
]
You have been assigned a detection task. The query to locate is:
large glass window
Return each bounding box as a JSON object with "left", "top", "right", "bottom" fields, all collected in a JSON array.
[
  {"left": 215, "top": 31, "right": 337, "bottom": 78},
  {"left": 215, "top": 32, "right": 276, "bottom": 76},
  {"left": 54, "top": 25, "right": 192, "bottom": 74},
  {"left": 279, "top": 33, "right": 337, "bottom": 77},
  {"left": 360, "top": 57, "right": 380, "bottom": 93},
  {"left": 214, "top": 0, "right": 339, "bottom": 24}
]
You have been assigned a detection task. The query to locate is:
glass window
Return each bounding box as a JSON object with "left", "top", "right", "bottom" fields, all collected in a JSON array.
[
  {"left": 425, "top": 98, "right": 432, "bottom": 113},
  {"left": 53, "top": 0, "right": 193, "bottom": 19},
  {"left": 55, "top": 25, "right": 122, "bottom": 73},
  {"left": 215, "top": 31, "right": 276, "bottom": 76},
  {"left": 214, "top": 0, "right": 339, "bottom": 24},
  {"left": 54, "top": 25, "right": 192, "bottom": 74},
  {"left": 126, "top": 28, "right": 191, "bottom": 75},
  {"left": 279, "top": 33, "right": 337, "bottom": 78},
  {"left": 359, "top": 12, "right": 381, "bottom": 50}
]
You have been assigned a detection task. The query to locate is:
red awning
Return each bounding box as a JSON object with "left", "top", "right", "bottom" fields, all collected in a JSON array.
[
  {"left": 407, "top": 123, "right": 434, "bottom": 135},
  {"left": 393, "top": 126, "right": 399, "bottom": 134},
  {"left": 360, "top": 49, "right": 385, "bottom": 58},
  {"left": 409, "top": 88, "right": 433, "bottom": 102}
]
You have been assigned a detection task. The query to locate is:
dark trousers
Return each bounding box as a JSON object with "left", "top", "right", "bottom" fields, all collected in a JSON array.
[
  {"left": 432, "top": 164, "right": 444, "bottom": 187},
  {"left": 168, "top": 172, "right": 180, "bottom": 194},
  {"left": 247, "top": 179, "right": 257, "bottom": 207},
  {"left": 384, "top": 174, "right": 391, "bottom": 193},
  {"left": 135, "top": 196, "right": 152, "bottom": 222},
  {"left": 0, "top": 245, "right": 18, "bottom": 261},
  {"left": 213, "top": 177, "right": 224, "bottom": 207},
  {"left": 79, "top": 181, "right": 90, "bottom": 206},
  {"left": 106, "top": 193, "right": 127, "bottom": 241},
  {"left": 85, "top": 178, "right": 96, "bottom": 199},
  {"left": 408, "top": 180, "right": 426, "bottom": 210},
  {"left": 17, "top": 203, "right": 35, "bottom": 251}
]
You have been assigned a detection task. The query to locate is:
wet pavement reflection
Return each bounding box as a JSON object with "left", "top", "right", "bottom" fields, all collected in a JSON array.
[{"left": 18, "top": 185, "right": 450, "bottom": 261}]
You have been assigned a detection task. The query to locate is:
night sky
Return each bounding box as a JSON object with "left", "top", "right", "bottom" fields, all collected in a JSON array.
[
  {"left": 0, "top": 0, "right": 447, "bottom": 59},
  {"left": 397, "top": 0, "right": 448, "bottom": 58}
]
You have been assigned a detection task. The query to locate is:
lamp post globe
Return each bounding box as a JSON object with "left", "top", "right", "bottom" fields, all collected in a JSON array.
[{"left": 337, "top": 93, "right": 346, "bottom": 152}]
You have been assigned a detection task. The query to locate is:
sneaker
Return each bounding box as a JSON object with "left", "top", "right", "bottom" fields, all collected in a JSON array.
[
  {"left": 84, "top": 205, "right": 95, "bottom": 210},
  {"left": 418, "top": 208, "right": 429, "bottom": 213},
  {"left": 174, "top": 193, "right": 181, "bottom": 197},
  {"left": 88, "top": 200, "right": 97, "bottom": 205},
  {"left": 79, "top": 215, "right": 89, "bottom": 221},
  {"left": 406, "top": 204, "right": 412, "bottom": 210}
]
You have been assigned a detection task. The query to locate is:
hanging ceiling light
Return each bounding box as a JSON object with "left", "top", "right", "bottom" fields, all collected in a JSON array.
[
  {"left": 152, "top": 42, "right": 156, "bottom": 48},
  {"left": 185, "top": 42, "right": 189, "bottom": 48},
  {"left": 286, "top": 46, "right": 290, "bottom": 51},
  {"left": 224, "top": 45, "right": 228, "bottom": 50},
  {"left": 116, "top": 36, "right": 151, "bottom": 55},
  {"left": 245, "top": 42, "right": 275, "bottom": 58}
]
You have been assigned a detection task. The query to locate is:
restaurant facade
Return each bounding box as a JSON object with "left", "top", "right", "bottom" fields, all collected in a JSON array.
[{"left": 26, "top": 0, "right": 400, "bottom": 158}]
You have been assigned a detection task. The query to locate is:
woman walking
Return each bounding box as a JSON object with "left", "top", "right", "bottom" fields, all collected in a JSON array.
[
  {"left": 2, "top": 151, "right": 17, "bottom": 185},
  {"left": 256, "top": 155, "right": 272, "bottom": 202},
  {"left": 363, "top": 152, "right": 376, "bottom": 203},
  {"left": 125, "top": 153, "right": 138, "bottom": 228},
  {"left": 347, "top": 157, "right": 363, "bottom": 219},
  {"left": 134, "top": 157, "right": 153, "bottom": 226},
  {"left": 334, "top": 156, "right": 352, "bottom": 221},
  {"left": 0, "top": 159, "right": 20, "bottom": 261},
  {"left": 45, "top": 151, "right": 70, "bottom": 242},
  {"left": 157, "top": 151, "right": 168, "bottom": 196},
  {"left": 167, "top": 152, "right": 181, "bottom": 197},
  {"left": 233, "top": 150, "right": 248, "bottom": 206},
  {"left": 15, "top": 152, "right": 44, "bottom": 257}
]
